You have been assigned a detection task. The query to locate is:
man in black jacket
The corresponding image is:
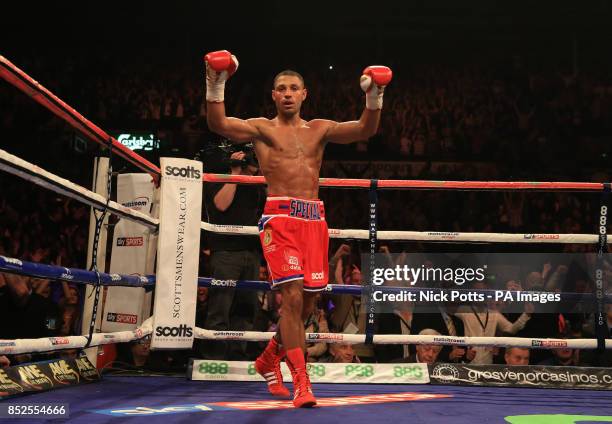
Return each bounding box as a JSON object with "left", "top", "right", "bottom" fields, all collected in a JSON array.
[{"left": 201, "top": 147, "right": 264, "bottom": 360}]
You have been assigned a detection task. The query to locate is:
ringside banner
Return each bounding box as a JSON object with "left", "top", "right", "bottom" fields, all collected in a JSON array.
[
  {"left": 189, "top": 360, "right": 429, "bottom": 384},
  {"left": 429, "top": 363, "right": 612, "bottom": 390},
  {"left": 151, "top": 158, "right": 202, "bottom": 349},
  {"left": 103, "top": 174, "right": 154, "bottom": 333},
  {"left": 0, "top": 357, "right": 99, "bottom": 399}
]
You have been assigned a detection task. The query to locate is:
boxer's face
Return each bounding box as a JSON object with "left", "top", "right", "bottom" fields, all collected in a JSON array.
[{"left": 272, "top": 76, "right": 307, "bottom": 117}]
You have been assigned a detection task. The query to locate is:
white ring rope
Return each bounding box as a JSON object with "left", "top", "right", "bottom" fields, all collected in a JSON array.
[
  {"left": 3, "top": 320, "right": 610, "bottom": 355},
  {"left": 0, "top": 318, "right": 153, "bottom": 355},
  {"left": 201, "top": 222, "right": 603, "bottom": 244},
  {"left": 0, "top": 148, "right": 158, "bottom": 229},
  {"left": 196, "top": 329, "right": 612, "bottom": 350}
]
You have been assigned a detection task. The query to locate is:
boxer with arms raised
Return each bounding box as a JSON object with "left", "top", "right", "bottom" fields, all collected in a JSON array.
[{"left": 205, "top": 50, "right": 392, "bottom": 408}]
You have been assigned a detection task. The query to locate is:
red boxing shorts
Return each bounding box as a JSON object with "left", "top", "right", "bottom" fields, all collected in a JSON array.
[{"left": 258, "top": 196, "right": 329, "bottom": 291}]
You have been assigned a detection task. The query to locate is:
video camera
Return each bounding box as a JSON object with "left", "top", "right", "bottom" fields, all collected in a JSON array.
[{"left": 195, "top": 139, "right": 258, "bottom": 173}]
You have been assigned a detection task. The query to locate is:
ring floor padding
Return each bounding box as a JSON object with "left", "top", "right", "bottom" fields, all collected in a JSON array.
[{"left": 4, "top": 375, "right": 612, "bottom": 423}]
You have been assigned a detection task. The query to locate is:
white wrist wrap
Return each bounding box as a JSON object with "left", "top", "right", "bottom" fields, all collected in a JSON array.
[
  {"left": 361, "top": 75, "right": 385, "bottom": 110},
  {"left": 206, "top": 70, "right": 228, "bottom": 103},
  {"left": 365, "top": 90, "right": 384, "bottom": 110}
]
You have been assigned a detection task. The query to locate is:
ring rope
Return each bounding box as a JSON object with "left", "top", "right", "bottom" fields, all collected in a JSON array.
[
  {"left": 0, "top": 55, "right": 160, "bottom": 176},
  {"left": 0, "top": 148, "right": 158, "bottom": 229},
  {"left": 2, "top": 316, "right": 610, "bottom": 356},
  {"left": 0, "top": 318, "right": 154, "bottom": 355},
  {"left": 195, "top": 329, "right": 612, "bottom": 350},
  {"left": 1, "top": 255, "right": 610, "bottom": 303},
  {"left": 204, "top": 173, "right": 607, "bottom": 191},
  {"left": 201, "top": 221, "right": 606, "bottom": 243}
]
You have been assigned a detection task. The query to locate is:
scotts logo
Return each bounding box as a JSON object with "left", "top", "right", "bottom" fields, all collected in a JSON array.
[
  {"left": 155, "top": 325, "right": 193, "bottom": 337},
  {"left": 210, "top": 279, "right": 237, "bottom": 287},
  {"left": 311, "top": 272, "right": 325, "bottom": 280},
  {"left": 164, "top": 165, "right": 201, "bottom": 179}
]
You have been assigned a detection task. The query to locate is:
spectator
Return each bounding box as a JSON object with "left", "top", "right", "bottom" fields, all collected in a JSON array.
[
  {"left": 130, "top": 337, "right": 151, "bottom": 368},
  {"left": 0, "top": 355, "right": 10, "bottom": 368},
  {"left": 454, "top": 280, "right": 533, "bottom": 364},
  {"left": 411, "top": 299, "right": 467, "bottom": 363},
  {"left": 504, "top": 347, "right": 530, "bottom": 366},
  {"left": 195, "top": 286, "right": 209, "bottom": 327},
  {"left": 327, "top": 261, "right": 375, "bottom": 362},
  {"left": 538, "top": 329, "right": 589, "bottom": 367},
  {"left": 202, "top": 148, "right": 264, "bottom": 360},
  {"left": 320, "top": 343, "right": 360, "bottom": 363},
  {"left": 304, "top": 295, "right": 330, "bottom": 362},
  {"left": 0, "top": 273, "right": 56, "bottom": 340},
  {"left": 406, "top": 329, "right": 443, "bottom": 365}
]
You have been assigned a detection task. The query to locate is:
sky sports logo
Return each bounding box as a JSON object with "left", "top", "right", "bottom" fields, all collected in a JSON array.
[
  {"left": 106, "top": 312, "right": 138, "bottom": 324},
  {"left": 116, "top": 237, "right": 144, "bottom": 247},
  {"left": 531, "top": 340, "right": 568, "bottom": 348},
  {"left": 523, "top": 234, "right": 560, "bottom": 240},
  {"left": 164, "top": 165, "right": 201, "bottom": 179}
]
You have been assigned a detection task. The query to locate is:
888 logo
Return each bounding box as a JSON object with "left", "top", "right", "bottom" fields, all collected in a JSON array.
[
  {"left": 307, "top": 364, "right": 326, "bottom": 377},
  {"left": 198, "top": 362, "right": 229, "bottom": 375}
]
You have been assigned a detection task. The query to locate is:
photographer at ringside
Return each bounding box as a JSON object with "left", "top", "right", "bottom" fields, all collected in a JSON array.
[{"left": 200, "top": 141, "right": 265, "bottom": 360}]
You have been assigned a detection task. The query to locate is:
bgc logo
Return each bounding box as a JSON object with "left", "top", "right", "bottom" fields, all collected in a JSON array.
[
  {"left": 155, "top": 325, "right": 193, "bottom": 337},
  {"left": 164, "top": 165, "right": 201, "bottom": 179}
]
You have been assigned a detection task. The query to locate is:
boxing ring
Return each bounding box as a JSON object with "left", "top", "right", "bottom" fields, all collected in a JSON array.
[{"left": 1, "top": 55, "right": 612, "bottom": 423}]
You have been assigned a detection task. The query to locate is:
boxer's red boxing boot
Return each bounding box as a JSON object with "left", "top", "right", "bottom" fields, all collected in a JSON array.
[
  {"left": 285, "top": 347, "right": 316, "bottom": 408},
  {"left": 255, "top": 337, "right": 290, "bottom": 397}
]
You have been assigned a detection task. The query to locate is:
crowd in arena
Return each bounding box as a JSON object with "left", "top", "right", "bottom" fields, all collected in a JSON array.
[{"left": 3, "top": 54, "right": 612, "bottom": 166}]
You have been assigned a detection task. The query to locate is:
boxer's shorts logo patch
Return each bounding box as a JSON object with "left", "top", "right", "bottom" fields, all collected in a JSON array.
[{"left": 263, "top": 229, "right": 273, "bottom": 246}]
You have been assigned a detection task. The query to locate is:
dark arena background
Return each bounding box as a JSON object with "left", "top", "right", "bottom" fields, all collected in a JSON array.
[{"left": 1, "top": 1, "right": 611, "bottom": 423}]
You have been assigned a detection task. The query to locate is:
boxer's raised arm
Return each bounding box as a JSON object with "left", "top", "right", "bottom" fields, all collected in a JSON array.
[
  {"left": 321, "top": 110, "right": 380, "bottom": 144},
  {"left": 205, "top": 50, "right": 261, "bottom": 142},
  {"left": 323, "top": 66, "right": 392, "bottom": 144}
]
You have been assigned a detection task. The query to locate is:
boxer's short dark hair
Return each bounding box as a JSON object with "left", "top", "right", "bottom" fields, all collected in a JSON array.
[{"left": 273, "top": 70, "right": 305, "bottom": 88}]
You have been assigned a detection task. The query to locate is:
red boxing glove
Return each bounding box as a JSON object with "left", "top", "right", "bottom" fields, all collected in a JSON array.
[
  {"left": 360, "top": 66, "right": 393, "bottom": 110},
  {"left": 204, "top": 50, "right": 239, "bottom": 102}
]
